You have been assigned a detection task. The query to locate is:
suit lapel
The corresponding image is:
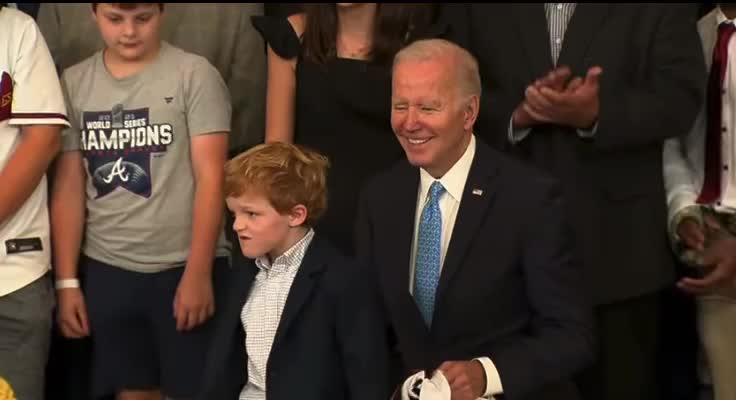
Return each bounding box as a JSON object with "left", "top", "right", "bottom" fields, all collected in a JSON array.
[
  {"left": 514, "top": 4, "right": 555, "bottom": 81},
  {"left": 385, "top": 162, "right": 421, "bottom": 300},
  {"left": 382, "top": 162, "right": 431, "bottom": 336},
  {"left": 272, "top": 237, "right": 327, "bottom": 349},
  {"left": 435, "top": 141, "right": 499, "bottom": 305},
  {"left": 556, "top": 4, "right": 610, "bottom": 75}
]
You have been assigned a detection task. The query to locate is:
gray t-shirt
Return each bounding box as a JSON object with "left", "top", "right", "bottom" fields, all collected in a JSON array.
[{"left": 61, "top": 41, "right": 232, "bottom": 272}]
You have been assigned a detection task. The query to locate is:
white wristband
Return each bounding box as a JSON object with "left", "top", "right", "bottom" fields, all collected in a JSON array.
[{"left": 55, "top": 278, "right": 80, "bottom": 290}]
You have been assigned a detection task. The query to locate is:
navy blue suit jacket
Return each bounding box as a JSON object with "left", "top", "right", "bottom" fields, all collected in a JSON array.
[
  {"left": 355, "top": 139, "right": 594, "bottom": 400},
  {"left": 198, "top": 235, "right": 391, "bottom": 400}
]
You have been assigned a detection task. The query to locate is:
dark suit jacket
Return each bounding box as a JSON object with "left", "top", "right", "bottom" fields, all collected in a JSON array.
[
  {"left": 198, "top": 235, "right": 390, "bottom": 400},
  {"left": 443, "top": 4, "right": 706, "bottom": 305},
  {"left": 355, "top": 139, "right": 594, "bottom": 400}
]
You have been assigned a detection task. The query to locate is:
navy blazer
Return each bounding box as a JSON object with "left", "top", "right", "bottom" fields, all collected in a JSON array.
[
  {"left": 198, "top": 235, "right": 391, "bottom": 400},
  {"left": 355, "top": 138, "right": 594, "bottom": 400}
]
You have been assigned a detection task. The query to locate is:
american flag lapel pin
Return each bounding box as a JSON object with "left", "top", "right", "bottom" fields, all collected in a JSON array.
[{"left": 472, "top": 188, "right": 483, "bottom": 196}]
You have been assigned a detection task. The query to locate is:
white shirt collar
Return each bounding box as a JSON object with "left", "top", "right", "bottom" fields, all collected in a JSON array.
[
  {"left": 255, "top": 228, "right": 315, "bottom": 274},
  {"left": 419, "top": 134, "right": 476, "bottom": 203}
]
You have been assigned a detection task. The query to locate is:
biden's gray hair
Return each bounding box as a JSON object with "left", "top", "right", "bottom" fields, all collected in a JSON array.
[{"left": 393, "top": 38, "right": 482, "bottom": 98}]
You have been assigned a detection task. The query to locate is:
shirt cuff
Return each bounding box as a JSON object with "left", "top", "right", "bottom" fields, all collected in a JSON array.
[
  {"left": 577, "top": 120, "right": 599, "bottom": 138},
  {"left": 671, "top": 205, "right": 704, "bottom": 243},
  {"left": 474, "top": 357, "right": 503, "bottom": 398},
  {"left": 508, "top": 116, "right": 532, "bottom": 144}
]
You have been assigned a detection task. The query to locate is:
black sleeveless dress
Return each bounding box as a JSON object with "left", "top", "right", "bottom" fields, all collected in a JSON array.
[{"left": 252, "top": 15, "right": 450, "bottom": 256}]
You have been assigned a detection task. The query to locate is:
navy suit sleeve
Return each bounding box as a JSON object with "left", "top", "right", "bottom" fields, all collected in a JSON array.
[
  {"left": 353, "top": 183, "right": 406, "bottom": 392},
  {"left": 196, "top": 266, "right": 248, "bottom": 400},
  {"left": 336, "top": 262, "right": 392, "bottom": 400},
  {"left": 490, "top": 180, "right": 595, "bottom": 399}
]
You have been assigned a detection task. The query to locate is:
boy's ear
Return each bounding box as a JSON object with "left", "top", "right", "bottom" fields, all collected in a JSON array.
[{"left": 288, "top": 204, "right": 308, "bottom": 228}]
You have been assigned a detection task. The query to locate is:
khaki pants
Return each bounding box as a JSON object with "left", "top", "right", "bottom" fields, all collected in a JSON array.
[
  {"left": 698, "top": 286, "right": 736, "bottom": 400},
  {"left": 676, "top": 207, "right": 736, "bottom": 400}
]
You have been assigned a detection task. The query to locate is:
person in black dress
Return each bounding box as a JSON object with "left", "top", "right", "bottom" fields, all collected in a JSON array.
[{"left": 252, "top": 3, "right": 445, "bottom": 255}]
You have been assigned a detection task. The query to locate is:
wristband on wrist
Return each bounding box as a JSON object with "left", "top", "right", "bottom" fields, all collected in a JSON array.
[{"left": 55, "top": 278, "right": 80, "bottom": 290}]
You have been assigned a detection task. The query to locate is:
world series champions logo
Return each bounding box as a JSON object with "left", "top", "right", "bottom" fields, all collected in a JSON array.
[{"left": 80, "top": 104, "right": 174, "bottom": 199}]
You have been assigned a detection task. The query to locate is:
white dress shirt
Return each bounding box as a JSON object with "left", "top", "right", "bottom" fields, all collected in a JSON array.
[
  {"left": 713, "top": 10, "right": 736, "bottom": 212},
  {"left": 664, "top": 7, "right": 736, "bottom": 237},
  {"left": 239, "top": 229, "right": 315, "bottom": 400},
  {"left": 408, "top": 135, "right": 503, "bottom": 398}
]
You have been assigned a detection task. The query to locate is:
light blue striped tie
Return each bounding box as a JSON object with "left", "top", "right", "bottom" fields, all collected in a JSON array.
[{"left": 414, "top": 181, "right": 445, "bottom": 326}]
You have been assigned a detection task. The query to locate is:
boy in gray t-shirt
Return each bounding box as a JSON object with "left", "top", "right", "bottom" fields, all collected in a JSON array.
[{"left": 50, "top": 4, "right": 231, "bottom": 399}]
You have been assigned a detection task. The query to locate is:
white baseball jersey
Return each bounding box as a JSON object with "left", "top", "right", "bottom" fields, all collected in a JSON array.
[{"left": 0, "top": 7, "right": 69, "bottom": 296}]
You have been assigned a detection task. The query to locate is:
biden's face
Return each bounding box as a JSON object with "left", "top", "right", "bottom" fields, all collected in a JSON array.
[{"left": 391, "top": 58, "right": 474, "bottom": 178}]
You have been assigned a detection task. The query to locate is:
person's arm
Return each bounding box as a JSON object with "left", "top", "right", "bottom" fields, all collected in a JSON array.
[
  {"left": 228, "top": 3, "right": 267, "bottom": 152},
  {"left": 513, "top": 5, "right": 704, "bottom": 151},
  {"left": 174, "top": 132, "right": 228, "bottom": 332},
  {"left": 667, "top": 110, "right": 736, "bottom": 294},
  {"left": 1, "top": 13, "right": 69, "bottom": 223},
  {"left": 337, "top": 262, "right": 392, "bottom": 400},
  {"left": 50, "top": 150, "right": 85, "bottom": 286},
  {"left": 354, "top": 181, "right": 405, "bottom": 392},
  {"left": 663, "top": 108, "right": 705, "bottom": 242},
  {"left": 51, "top": 71, "right": 90, "bottom": 338},
  {"left": 592, "top": 4, "right": 705, "bottom": 150},
  {"left": 186, "top": 134, "right": 228, "bottom": 277},
  {"left": 484, "top": 179, "right": 594, "bottom": 399},
  {"left": 264, "top": 14, "right": 303, "bottom": 143},
  {"left": 51, "top": 150, "right": 90, "bottom": 338},
  {"left": 174, "top": 57, "right": 232, "bottom": 331},
  {"left": 174, "top": 164, "right": 225, "bottom": 330},
  {"left": 508, "top": 113, "right": 595, "bottom": 145},
  {"left": 0, "top": 125, "right": 61, "bottom": 223}
]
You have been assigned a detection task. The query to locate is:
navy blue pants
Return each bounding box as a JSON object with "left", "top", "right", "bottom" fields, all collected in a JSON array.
[{"left": 81, "top": 256, "right": 229, "bottom": 399}]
